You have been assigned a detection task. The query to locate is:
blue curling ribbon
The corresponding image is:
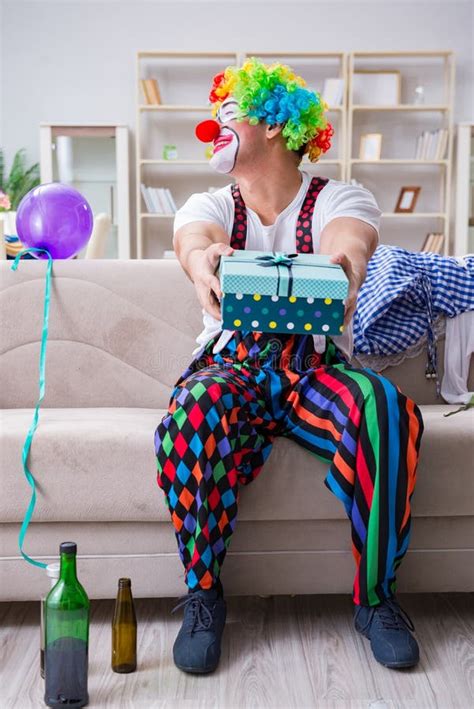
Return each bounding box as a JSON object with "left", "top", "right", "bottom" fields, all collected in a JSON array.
[
  {"left": 10, "top": 247, "right": 54, "bottom": 570},
  {"left": 255, "top": 251, "right": 298, "bottom": 297}
]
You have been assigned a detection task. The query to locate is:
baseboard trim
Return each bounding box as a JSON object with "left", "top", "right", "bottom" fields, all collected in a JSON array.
[{"left": 1, "top": 548, "right": 473, "bottom": 601}]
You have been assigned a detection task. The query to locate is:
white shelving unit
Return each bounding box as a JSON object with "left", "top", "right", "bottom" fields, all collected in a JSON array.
[
  {"left": 39, "top": 123, "right": 131, "bottom": 259},
  {"left": 454, "top": 122, "right": 474, "bottom": 255},
  {"left": 347, "top": 51, "right": 455, "bottom": 255},
  {"left": 136, "top": 50, "right": 455, "bottom": 258}
]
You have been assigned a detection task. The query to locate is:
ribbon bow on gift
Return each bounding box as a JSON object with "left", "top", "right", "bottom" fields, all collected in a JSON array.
[
  {"left": 256, "top": 251, "right": 299, "bottom": 297},
  {"left": 256, "top": 252, "right": 299, "bottom": 267}
]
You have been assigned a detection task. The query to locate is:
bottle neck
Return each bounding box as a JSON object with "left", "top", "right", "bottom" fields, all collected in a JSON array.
[
  {"left": 59, "top": 552, "right": 78, "bottom": 584},
  {"left": 117, "top": 579, "right": 132, "bottom": 597},
  {"left": 117, "top": 586, "right": 132, "bottom": 604}
]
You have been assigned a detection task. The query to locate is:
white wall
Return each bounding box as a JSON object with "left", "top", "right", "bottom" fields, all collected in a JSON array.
[{"left": 1, "top": 0, "right": 473, "bottom": 252}]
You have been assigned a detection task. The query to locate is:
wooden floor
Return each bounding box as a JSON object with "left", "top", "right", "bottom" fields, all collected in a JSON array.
[{"left": 1, "top": 593, "right": 473, "bottom": 708}]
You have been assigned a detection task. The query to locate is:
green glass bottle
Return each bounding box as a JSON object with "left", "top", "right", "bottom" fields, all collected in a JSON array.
[
  {"left": 111, "top": 578, "right": 137, "bottom": 673},
  {"left": 44, "top": 542, "right": 90, "bottom": 708}
]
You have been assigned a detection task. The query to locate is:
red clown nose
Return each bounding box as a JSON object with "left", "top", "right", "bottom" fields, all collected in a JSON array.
[{"left": 195, "top": 119, "right": 220, "bottom": 143}]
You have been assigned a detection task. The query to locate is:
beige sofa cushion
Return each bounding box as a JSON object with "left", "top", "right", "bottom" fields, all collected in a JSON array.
[{"left": 2, "top": 405, "right": 473, "bottom": 524}]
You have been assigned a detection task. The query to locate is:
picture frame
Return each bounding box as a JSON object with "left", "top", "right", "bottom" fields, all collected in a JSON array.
[
  {"left": 359, "top": 133, "right": 382, "bottom": 160},
  {"left": 352, "top": 70, "right": 401, "bottom": 106},
  {"left": 394, "top": 186, "right": 421, "bottom": 213}
]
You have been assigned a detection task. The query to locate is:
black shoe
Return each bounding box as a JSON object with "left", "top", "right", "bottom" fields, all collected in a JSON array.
[
  {"left": 171, "top": 583, "right": 227, "bottom": 674},
  {"left": 354, "top": 596, "right": 420, "bottom": 669}
]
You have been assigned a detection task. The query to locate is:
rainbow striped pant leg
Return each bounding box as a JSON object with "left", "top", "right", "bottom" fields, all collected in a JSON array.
[{"left": 279, "top": 362, "right": 424, "bottom": 607}]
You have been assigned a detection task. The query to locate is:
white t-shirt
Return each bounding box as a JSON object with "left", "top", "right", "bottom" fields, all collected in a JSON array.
[{"left": 174, "top": 171, "right": 382, "bottom": 359}]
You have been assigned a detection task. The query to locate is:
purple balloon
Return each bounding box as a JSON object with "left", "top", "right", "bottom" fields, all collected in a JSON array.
[{"left": 16, "top": 183, "right": 93, "bottom": 259}]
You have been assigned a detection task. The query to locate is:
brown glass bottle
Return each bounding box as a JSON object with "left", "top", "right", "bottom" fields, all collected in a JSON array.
[{"left": 111, "top": 578, "right": 137, "bottom": 673}]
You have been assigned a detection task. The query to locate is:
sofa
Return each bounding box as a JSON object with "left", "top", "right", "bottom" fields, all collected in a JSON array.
[{"left": 1, "top": 258, "right": 473, "bottom": 601}]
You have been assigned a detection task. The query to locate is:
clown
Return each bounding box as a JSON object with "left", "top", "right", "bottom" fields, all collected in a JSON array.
[{"left": 154, "top": 58, "right": 423, "bottom": 676}]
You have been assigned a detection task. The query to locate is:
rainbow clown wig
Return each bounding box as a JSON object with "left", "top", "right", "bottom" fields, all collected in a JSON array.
[{"left": 206, "top": 57, "right": 334, "bottom": 162}]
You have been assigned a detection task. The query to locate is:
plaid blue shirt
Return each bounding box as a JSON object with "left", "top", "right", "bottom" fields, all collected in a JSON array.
[{"left": 353, "top": 245, "right": 474, "bottom": 391}]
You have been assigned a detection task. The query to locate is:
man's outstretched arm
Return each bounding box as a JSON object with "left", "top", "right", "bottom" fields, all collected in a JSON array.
[
  {"left": 173, "top": 221, "right": 234, "bottom": 320},
  {"left": 319, "top": 216, "right": 379, "bottom": 327}
]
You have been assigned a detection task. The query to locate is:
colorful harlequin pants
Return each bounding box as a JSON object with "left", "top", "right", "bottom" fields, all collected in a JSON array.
[{"left": 154, "top": 331, "right": 424, "bottom": 607}]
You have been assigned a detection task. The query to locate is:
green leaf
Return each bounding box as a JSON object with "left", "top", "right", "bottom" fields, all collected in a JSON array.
[
  {"left": 7, "top": 149, "right": 26, "bottom": 191},
  {"left": 0, "top": 149, "right": 40, "bottom": 209},
  {"left": 12, "top": 164, "right": 40, "bottom": 209}
]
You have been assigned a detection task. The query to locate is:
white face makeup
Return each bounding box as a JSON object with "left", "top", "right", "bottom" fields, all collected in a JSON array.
[
  {"left": 216, "top": 98, "right": 241, "bottom": 124},
  {"left": 209, "top": 98, "right": 241, "bottom": 174}
]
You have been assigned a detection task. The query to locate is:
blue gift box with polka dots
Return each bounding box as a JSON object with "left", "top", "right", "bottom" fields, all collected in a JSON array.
[{"left": 218, "top": 250, "right": 349, "bottom": 336}]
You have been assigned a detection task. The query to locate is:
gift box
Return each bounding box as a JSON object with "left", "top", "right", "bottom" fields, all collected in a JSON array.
[{"left": 218, "top": 250, "right": 349, "bottom": 336}]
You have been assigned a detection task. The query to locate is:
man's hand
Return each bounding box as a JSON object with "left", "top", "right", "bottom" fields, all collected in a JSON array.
[
  {"left": 188, "top": 243, "right": 235, "bottom": 320},
  {"left": 320, "top": 216, "right": 378, "bottom": 330},
  {"left": 329, "top": 251, "right": 365, "bottom": 328}
]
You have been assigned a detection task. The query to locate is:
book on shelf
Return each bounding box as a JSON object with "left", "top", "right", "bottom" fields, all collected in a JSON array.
[
  {"left": 432, "top": 233, "right": 445, "bottom": 252},
  {"left": 139, "top": 78, "right": 162, "bottom": 105},
  {"left": 322, "top": 78, "right": 344, "bottom": 106},
  {"left": 420, "top": 232, "right": 444, "bottom": 253},
  {"left": 140, "top": 183, "right": 153, "bottom": 212},
  {"left": 140, "top": 184, "right": 177, "bottom": 214},
  {"left": 415, "top": 129, "right": 448, "bottom": 160},
  {"left": 139, "top": 80, "right": 151, "bottom": 104},
  {"left": 437, "top": 129, "right": 449, "bottom": 159},
  {"left": 150, "top": 188, "right": 166, "bottom": 213},
  {"left": 164, "top": 189, "right": 177, "bottom": 212}
]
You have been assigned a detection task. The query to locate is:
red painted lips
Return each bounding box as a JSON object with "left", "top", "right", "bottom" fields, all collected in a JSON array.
[{"left": 213, "top": 135, "right": 234, "bottom": 153}]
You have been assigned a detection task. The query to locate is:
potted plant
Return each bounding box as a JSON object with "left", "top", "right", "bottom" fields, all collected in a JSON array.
[{"left": 0, "top": 148, "right": 40, "bottom": 237}]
